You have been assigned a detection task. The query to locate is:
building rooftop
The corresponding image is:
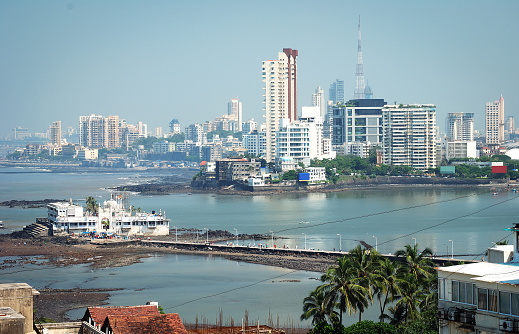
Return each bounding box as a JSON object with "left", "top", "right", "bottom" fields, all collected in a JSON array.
[
  {"left": 101, "top": 313, "right": 187, "bottom": 334},
  {"left": 82, "top": 305, "right": 160, "bottom": 326},
  {"left": 437, "top": 262, "right": 519, "bottom": 285}
]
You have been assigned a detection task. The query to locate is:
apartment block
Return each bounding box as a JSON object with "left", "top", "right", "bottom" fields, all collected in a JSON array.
[
  {"left": 331, "top": 99, "right": 386, "bottom": 148},
  {"left": 262, "top": 48, "right": 298, "bottom": 162},
  {"left": 485, "top": 95, "right": 505, "bottom": 145},
  {"left": 382, "top": 104, "right": 437, "bottom": 170},
  {"left": 446, "top": 113, "right": 474, "bottom": 141}
]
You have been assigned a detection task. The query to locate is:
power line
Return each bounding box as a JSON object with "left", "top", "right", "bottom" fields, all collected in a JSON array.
[
  {"left": 164, "top": 269, "right": 299, "bottom": 311},
  {"left": 272, "top": 191, "right": 487, "bottom": 235},
  {"left": 379, "top": 192, "right": 519, "bottom": 246}
]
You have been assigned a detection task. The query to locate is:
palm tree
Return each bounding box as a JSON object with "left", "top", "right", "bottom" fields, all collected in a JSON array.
[
  {"left": 85, "top": 196, "right": 98, "bottom": 215},
  {"left": 346, "top": 245, "right": 380, "bottom": 322},
  {"left": 373, "top": 258, "right": 403, "bottom": 322},
  {"left": 418, "top": 272, "right": 439, "bottom": 313},
  {"left": 382, "top": 304, "right": 406, "bottom": 326},
  {"left": 394, "top": 272, "right": 427, "bottom": 322},
  {"left": 320, "top": 256, "right": 369, "bottom": 326},
  {"left": 395, "top": 244, "right": 434, "bottom": 282},
  {"left": 300, "top": 287, "right": 338, "bottom": 325}
]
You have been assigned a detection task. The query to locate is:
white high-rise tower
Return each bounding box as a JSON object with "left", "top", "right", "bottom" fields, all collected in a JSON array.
[
  {"left": 228, "top": 98, "right": 243, "bottom": 132},
  {"left": 262, "top": 48, "right": 298, "bottom": 162},
  {"left": 485, "top": 95, "right": 505, "bottom": 145},
  {"left": 312, "top": 86, "right": 326, "bottom": 119}
]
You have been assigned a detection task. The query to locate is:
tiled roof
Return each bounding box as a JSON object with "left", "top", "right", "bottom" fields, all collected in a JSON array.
[
  {"left": 101, "top": 313, "right": 187, "bottom": 334},
  {"left": 82, "top": 305, "right": 160, "bottom": 326}
]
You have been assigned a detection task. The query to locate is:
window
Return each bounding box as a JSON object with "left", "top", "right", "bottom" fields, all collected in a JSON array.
[
  {"left": 355, "top": 118, "right": 366, "bottom": 126},
  {"left": 452, "top": 281, "right": 459, "bottom": 302},
  {"left": 438, "top": 278, "right": 445, "bottom": 300},
  {"left": 500, "top": 291, "right": 511, "bottom": 314},
  {"left": 489, "top": 290, "right": 498, "bottom": 312},
  {"left": 478, "top": 288, "right": 488, "bottom": 310},
  {"left": 512, "top": 293, "right": 519, "bottom": 316},
  {"left": 459, "top": 282, "right": 466, "bottom": 303},
  {"left": 467, "top": 283, "right": 474, "bottom": 305}
]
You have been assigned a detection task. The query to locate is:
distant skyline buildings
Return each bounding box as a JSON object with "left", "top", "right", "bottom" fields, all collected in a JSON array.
[
  {"left": 49, "top": 121, "right": 61, "bottom": 146},
  {"left": 79, "top": 114, "right": 147, "bottom": 150},
  {"left": 79, "top": 114, "right": 106, "bottom": 148},
  {"left": 227, "top": 98, "right": 243, "bottom": 132},
  {"left": 329, "top": 80, "right": 345, "bottom": 105}
]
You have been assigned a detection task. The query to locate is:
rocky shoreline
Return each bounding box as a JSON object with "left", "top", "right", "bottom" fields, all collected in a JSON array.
[
  {"left": 0, "top": 234, "right": 334, "bottom": 322},
  {"left": 0, "top": 199, "right": 68, "bottom": 208},
  {"left": 114, "top": 176, "right": 511, "bottom": 196}
]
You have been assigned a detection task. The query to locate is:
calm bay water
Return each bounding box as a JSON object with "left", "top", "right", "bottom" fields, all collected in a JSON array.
[{"left": 1, "top": 166, "right": 518, "bottom": 325}]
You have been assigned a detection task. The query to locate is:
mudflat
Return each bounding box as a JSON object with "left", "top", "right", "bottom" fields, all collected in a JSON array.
[{"left": 0, "top": 235, "right": 336, "bottom": 322}]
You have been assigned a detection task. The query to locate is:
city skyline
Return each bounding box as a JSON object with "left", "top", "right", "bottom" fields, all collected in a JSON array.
[{"left": 1, "top": 1, "right": 518, "bottom": 137}]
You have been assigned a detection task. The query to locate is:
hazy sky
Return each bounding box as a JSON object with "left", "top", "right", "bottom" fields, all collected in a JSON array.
[{"left": 1, "top": 0, "right": 518, "bottom": 138}]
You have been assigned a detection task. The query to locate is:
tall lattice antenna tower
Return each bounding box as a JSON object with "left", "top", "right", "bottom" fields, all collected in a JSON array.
[{"left": 354, "top": 16, "right": 366, "bottom": 99}]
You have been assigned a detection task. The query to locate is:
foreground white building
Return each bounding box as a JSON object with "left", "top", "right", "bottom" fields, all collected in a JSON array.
[
  {"left": 437, "top": 223, "right": 519, "bottom": 333},
  {"left": 48, "top": 196, "right": 170, "bottom": 236}
]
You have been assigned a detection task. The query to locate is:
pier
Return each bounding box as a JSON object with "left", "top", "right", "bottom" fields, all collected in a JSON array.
[{"left": 132, "top": 239, "right": 478, "bottom": 267}]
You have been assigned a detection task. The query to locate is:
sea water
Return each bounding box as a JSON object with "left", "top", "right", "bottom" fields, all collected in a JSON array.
[{"left": 1, "top": 166, "right": 518, "bottom": 325}]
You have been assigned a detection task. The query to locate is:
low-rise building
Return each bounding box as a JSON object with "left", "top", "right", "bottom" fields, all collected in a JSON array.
[
  {"left": 83, "top": 304, "right": 160, "bottom": 331},
  {"left": 445, "top": 141, "right": 477, "bottom": 160},
  {"left": 153, "top": 141, "right": 176, "bottom": 154},
  {"left": 215, "top": 158, "right": 261, "bottom": 184},
  {"left": 301, "top": 167, "right": 326, "bottom": 184},
  {"left": 437, "top": 223, "right": 519, "bottom": 333},
  {"left": 48, "top": 194, "right": 169, "bottom": 236},
  {"left": 77, "top": 148, "right": 98, "bottom": 160}
]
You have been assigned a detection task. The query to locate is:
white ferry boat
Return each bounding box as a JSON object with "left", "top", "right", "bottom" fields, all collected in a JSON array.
[{"left": 47, "top": 194, "right": 169, "bottom": 236}]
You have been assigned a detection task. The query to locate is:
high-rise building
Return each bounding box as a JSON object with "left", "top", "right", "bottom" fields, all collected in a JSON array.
[
  {"left": 446, "top": 113, "right": 474, "bottom": 141},
  {"left": 242, "top": 119, "right": 258, "bottom": 134},
  {"left": 331, "top": 99, "right": 386, "bottom": 146},
  {"left": 50, "top": 121, "right": 61, "bottom": 146},
  {"left": 262, "top": 48, "right": 298, "bottom": 162},
  {"left": 185, "top": 123, "right": 204, "bottom": 145},
  {"left": 275, "top": 107, "right": 335, "bottom": 170},
  {"left": 242, "top": 130, "right": 266, "bottom": 157},
  {"left": 329, "top": 79, "right": 344, "bottom": 105},
  {"left": 79, "top": 114, "right": 106, "bottom": 148},
  {"left": 169, "top": 119, "right": 181, "bottom": 134},
  {"left": 12, "top": 126, "right": 29, "bottom": 140},
  {"left": 506, "top": 116, "right": 515, "bottom": 133},
  {"left": 485, "top": 95, "right": 505, "bottom": 145},
  {"left": 154, "top": 127, "right": 163, "bottom": 138},
  {"left": 137, "top": 121, "right": 148, "bottom": 139},
  {"left": 228, "top": 98, "right": 243, "bottom": 132},
  {"left": 382, "top": 104, "right": 437, "bottom": 170},
  {"left": 312, "top": 86, "right": 326, "bottom": 119},
  {"left": 106, "top": 115, "right": 120, "bottom": 148}
]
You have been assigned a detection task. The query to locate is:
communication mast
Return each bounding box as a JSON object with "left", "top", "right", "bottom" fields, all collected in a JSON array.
[{"left": 354, "top": 16, "right": 366, "bottom": 99}]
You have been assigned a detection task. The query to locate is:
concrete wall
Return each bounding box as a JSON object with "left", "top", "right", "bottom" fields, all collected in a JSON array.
[
  {"left": 36, "top": 322, "right": 83, "bottom": 334},
  {"left": 0, "top": 283, "right": 37, "bottom": 334},
  {"left": 0, "top": 307, "right": 25, "bottom": 334}
]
